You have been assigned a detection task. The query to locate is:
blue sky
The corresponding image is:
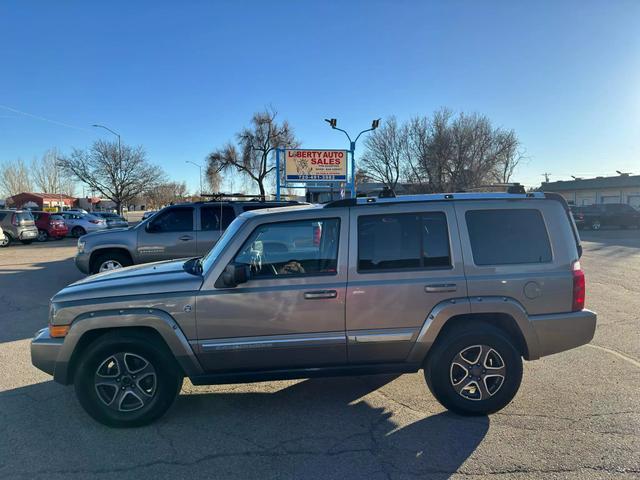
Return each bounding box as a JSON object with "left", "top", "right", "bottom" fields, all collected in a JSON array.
[{"left": 1, "top": 0, "right": 639, "bottom": 193}]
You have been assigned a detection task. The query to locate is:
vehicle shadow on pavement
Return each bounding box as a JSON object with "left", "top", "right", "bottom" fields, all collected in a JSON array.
[{"left": 0, "top": 375, "right": 489, "bottom": 479}]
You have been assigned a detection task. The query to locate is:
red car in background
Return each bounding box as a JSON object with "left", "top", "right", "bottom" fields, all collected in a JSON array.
[{"left": 32, "top": 211, "right": 69, "bottom": 241}]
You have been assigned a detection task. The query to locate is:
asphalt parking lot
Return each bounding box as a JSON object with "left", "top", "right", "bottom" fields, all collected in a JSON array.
[{"left": 0, "top": 230, "right": 638, "bottom": 479}]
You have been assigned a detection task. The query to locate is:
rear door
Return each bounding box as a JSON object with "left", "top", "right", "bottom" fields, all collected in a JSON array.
[
  {"left": 195, "top": 204, "right": 236, "bottom": 256},
  {"left": 346, "top": 202, "right": 465, "bottom": 364},
  {"left": 136, "top": 206, "right": 196, "bottom": 261}
]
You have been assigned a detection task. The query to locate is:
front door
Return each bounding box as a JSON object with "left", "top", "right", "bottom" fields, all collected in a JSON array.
[
  {"left": 346, "top": 203, "right": 466, "bottom": 364},
  {"left": 136, "top": 206, "right": 197, "bottom": 262},
  {"left": 195, "top": 211, "right": 349, "bottom": 372}
]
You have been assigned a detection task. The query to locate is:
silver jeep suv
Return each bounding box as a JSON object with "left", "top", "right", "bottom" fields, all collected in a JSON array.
[{"left": 31, "top": 192, "right": 596, "bottom": 427}]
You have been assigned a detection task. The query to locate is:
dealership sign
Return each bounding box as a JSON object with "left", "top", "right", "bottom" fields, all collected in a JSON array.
[{"left": 285, "top": 149, "right": 348, "bottom": 181}]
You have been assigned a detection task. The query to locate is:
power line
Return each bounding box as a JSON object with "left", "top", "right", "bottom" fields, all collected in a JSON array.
[{"left": 0, "top": 104, "right": 92, "bottom": 133}]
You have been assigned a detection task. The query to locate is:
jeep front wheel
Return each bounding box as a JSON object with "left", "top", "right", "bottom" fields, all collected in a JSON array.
[
  {"left": 74, "top": 332, "right": 183, "bottom": 427},
  {"left": 424, "top": 323, "right": 522, "bottom": 415}
]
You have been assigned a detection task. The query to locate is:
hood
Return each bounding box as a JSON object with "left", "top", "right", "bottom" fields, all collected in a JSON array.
[
  {"left": 53, "top": 259, "right": 203, "bottom": 303},
  {"left": 82, "top": 227, "right": 132, "bottom": 240}
]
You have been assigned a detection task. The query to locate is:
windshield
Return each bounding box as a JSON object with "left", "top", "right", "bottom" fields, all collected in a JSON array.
[
  {"left": 17, "top": 212, "right": 34, "bottom": 222},
  {"left": 200, "top": 216, "right": 246, "bottom": 272}
]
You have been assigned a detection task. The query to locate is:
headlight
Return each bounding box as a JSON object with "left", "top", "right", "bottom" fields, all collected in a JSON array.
[{"left": 77, "top": 239, "right": 85, "bottom": 254}]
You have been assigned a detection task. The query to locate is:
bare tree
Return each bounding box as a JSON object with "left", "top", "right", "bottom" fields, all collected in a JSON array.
[
  {"left": 0, "top": 158, "right": 32, "bottom": 197},
  {"left": 206, "top": 108, "right": 299, "bottom": 200},
  {"left": 57, "top": 140, "right": 165, "bottom": 214},
  {"left": 31, "top": 149, "right": 76, "bottom": 196},
  {"left": 145, "top": 181, "right": 188, "bottom": 209},
  {"left": 360, "top": 117, "right": 407, "bottom": 190}
]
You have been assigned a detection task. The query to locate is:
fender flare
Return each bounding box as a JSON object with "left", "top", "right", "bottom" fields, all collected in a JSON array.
[
  {"left": 53, "top": 308, "right": 204, "bottom": 384},
  {"left": 406, "top": 296, "right": 542, "bottom": 364}
]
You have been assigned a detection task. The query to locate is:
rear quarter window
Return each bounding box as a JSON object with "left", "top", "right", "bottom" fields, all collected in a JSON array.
[{"left": 465, "top": 209, "right": 552, "bottom": 265}]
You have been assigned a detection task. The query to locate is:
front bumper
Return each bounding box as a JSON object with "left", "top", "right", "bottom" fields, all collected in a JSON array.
[
  {"left": 31, "top": 328, "right": 64, "bottom": 377},
  {"left": 530, "top": 309, "right": 597, "bottom": 358},
  {"left": 74, "top": 252, "right": 91, "bottom": 274}
]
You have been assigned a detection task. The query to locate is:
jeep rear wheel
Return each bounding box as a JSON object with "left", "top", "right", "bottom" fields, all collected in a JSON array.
[
  {"left": 74, "top": 332, "right": 183, "bottom": 427},
  {"left": 0, "top": 234, "right": 11, "bottom": 247},
  {"left": 424, "top": 323, "right": 522, "bottom": 415}
]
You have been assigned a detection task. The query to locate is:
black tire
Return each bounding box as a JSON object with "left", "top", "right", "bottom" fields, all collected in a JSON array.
[
  {"left": 72, "top": 226, "right": 86, "bottom": 238},
  {"left": 74, "top": 331, "right": 183, "bottom": 428},
  {"left": 37, "top": 230, "right": 49, "bottom": 242},
  {"left": 90, "top": 251, "right": 133, "bottom": 274},
  {"left": 0, "top": 234, "right": 11, "bottom": 248},
  {"left": 424, "top": 322, "right": 522, "bottom": 416},
  {"left": 20, "top": 239, "right": 34, "bottom": 245}
]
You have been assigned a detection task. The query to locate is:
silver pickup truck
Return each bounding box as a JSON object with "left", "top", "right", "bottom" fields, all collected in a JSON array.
[{"left": 74, "top": 200, "right": 301, "bottom": 274}]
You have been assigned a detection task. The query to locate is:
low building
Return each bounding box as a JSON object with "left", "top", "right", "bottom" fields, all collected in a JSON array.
[
  {"left": 6, "top": 192, "right": 76, "bottom": 211},
  {"left": 541, "top": 174, "right": 640, "bottom": 208}
]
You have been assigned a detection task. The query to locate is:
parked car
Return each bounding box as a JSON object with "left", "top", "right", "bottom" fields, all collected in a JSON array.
[
  {"left": 31, "top": 191, "right": 596, "bottom": 427},
  {"left": 0, "top": 209, "right": 39, "bottom": 247},
  {"left": 92, "top": 212, "right": 129, "bottom": 229},
  {"left": 569, "top": 205, "right": 585, "bottom": 229},
  {"left": 142, "top": 210, "right": 157, "bottom": 220},
  {"left": 74, "top": 200, "right": 302, "bottom": 274},
  {"left": 578, "top": 203, "right": 640, "bottom": 230},
  {"left": 31, "top": 211, "right": 69, "bottom": 241},
  {"left": 60, "top": 212, "right": 107, "bottom": 238}
]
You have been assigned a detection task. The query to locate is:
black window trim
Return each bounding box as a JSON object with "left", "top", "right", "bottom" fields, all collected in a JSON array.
[
  {"left": 199, "top": 204, "right": 236, "bottom": 232},
  {"left": 356, "top": 211, "right": 453, "bottom": 274},
  {"left": 230, "top": 217, "right": 342, "bottom": 281}
]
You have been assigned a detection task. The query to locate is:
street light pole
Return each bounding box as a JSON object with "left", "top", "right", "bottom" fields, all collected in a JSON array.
[
  {"left": 186, "top": 161, "right": 203, "bottom": 197},
  {"left": 92, "top": 124, "right": 122, "bottom": 212},
  {"left": 324, "top": 118, "right": 380, "bottom": 198}
]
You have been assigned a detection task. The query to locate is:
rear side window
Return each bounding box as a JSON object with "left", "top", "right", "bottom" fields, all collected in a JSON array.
[
  {"left": 465, "top": 209, "right": 552, "bottom": 265},
  {"left": 201, "top": 206, "right": 235, "bottom": 231},
  {"left": 358, "top": 212, "right": 451, "bottom": 272}
]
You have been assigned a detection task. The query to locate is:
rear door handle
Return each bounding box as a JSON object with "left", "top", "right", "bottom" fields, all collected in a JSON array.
[
  {"left": 179, "top": 235, "right": 194, "bottom": 241},
  {"left": 304, "top": 290, "right": 338, "bottom": 300},
  {"left": 425, "top": 283, "right": 457, "bottom": 293}
]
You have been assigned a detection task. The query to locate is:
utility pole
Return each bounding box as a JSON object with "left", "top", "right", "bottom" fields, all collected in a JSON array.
[{"left": 541, "top": 172, "right": 551, "bottom": 183}]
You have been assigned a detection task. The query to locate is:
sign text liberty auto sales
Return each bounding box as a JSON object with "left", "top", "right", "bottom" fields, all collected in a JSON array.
[{"left": 285, "top": 149, "right": 348, "bottom": 181}]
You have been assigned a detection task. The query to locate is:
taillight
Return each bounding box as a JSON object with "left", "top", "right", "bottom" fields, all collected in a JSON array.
[
  {"left": 89, "top": 219, "right": 100, "bottom": 224},
  {"left": 572, "top": 261, "right": 585, "bottom": 311},
  {"left": 11, "top": 213, "right": 18, "bottom": 226}
]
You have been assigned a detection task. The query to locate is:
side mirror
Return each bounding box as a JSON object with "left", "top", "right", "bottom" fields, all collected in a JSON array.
[{"left": 217, "top": 263, "right": 250, "bottom": 288}]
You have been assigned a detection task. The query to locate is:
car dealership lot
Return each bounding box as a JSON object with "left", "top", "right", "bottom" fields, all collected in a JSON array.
[{"left": 0, "top": 233, "right": 638, "bottom": 479}]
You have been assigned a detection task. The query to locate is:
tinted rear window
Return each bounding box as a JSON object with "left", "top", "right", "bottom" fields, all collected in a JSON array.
[
  {"left": 17, "top": 212, "right": 34, "bottom": 222},
  {"left": 466, "top": 209, "right": 552, "bottom": 265}
]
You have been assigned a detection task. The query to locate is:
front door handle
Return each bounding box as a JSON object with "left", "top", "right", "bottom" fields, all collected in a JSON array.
[
  {"left": 304, "top": 290, "right": 338, "bottom": 300},
  {"left": 425, "top": 283, "right": 457, "bottom": 293},
  {"left": 179, "top": 235, "right": 193, "bottom": 241}
]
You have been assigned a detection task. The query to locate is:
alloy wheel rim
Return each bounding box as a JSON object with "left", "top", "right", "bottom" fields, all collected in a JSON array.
[
  {"left": 99, "top": 260, "right": 123, "bottom": 272},
  {"left": 449, "top": 344, "right": 506, "bottom": 401},
  {"left": 38, "top": 231, "right": 47, "bottom": 242},
  {"left": 94, "top": 352, "right": 157, "bottom": 412}
]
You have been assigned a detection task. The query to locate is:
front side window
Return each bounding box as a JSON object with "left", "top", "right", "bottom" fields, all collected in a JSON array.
[
  {"left": 233, "top": 218, "right": 340, "bottom": 278},
  {"left": 148, "top": 207, "right": 193, "bottom": 233},
  {"left": 466, "top": 209, "right": 552, "bottom": 265},
  {"left": 201, "top": 206, "right": 235, "bottom": 231},
  {"left": 358, "top": 212, "right": 451, "bottom": 272}
]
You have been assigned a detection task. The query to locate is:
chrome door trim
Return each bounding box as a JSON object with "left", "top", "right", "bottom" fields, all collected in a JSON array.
[
  {"left": 347, "top": 328, "right": 418, "bottom": 344},
  {"left": 200, "top": 331, "right": 346, "bottom": 352}
]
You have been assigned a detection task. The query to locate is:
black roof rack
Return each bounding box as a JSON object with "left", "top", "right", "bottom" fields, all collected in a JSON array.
[{"left": 323, "top": 191, "right": 544, "bottom": 208}]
